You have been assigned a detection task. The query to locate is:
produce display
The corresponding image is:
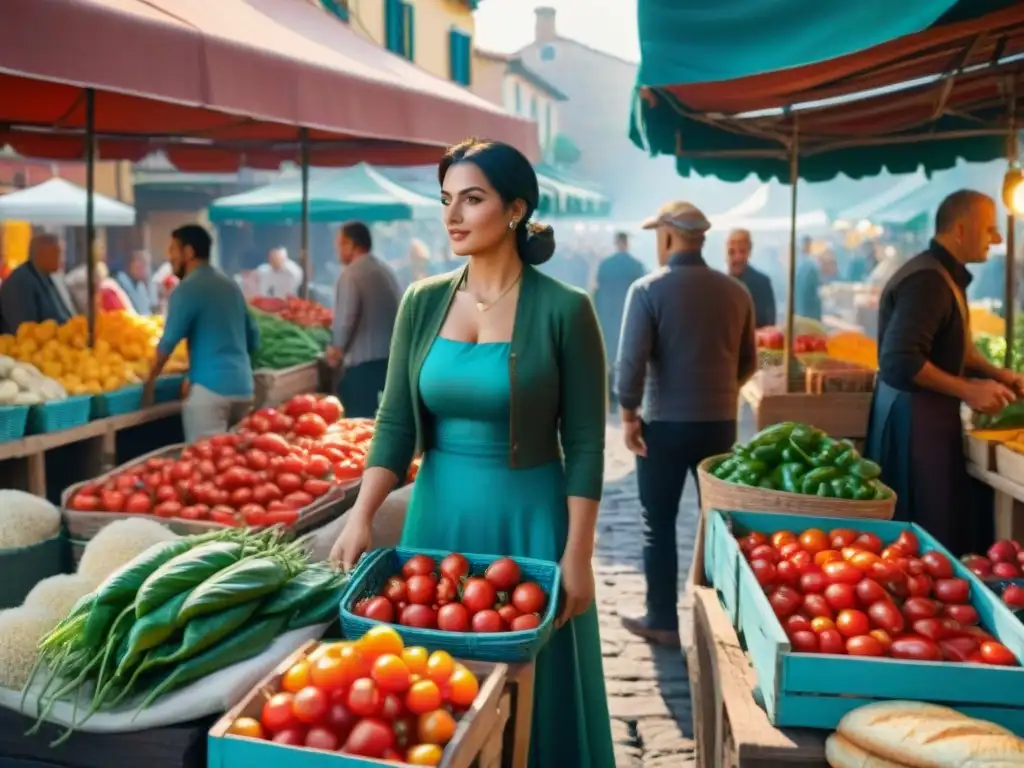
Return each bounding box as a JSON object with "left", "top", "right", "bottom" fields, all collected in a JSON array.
[
  {"left": 225, "top": 627, "right": 481, "bottom": 764},
  {"left": 66, "top": 396, "right": 368, "bottom": 528},
  {"left": 250, "top": 309, "right": 331, "bottom": 371},
  {"left": 0, "top": 314, "right": 188, "bottom": 396},
  {"left": 738, "top": 524, "right": 1019, "bottom": 665},
  {"left": 825, "top": 331, "right": 878, "bottom": 370},
  {"left": 250, "top": 296, "right": 333, "bottom": 329},
  {"left": 710, "top": 422, "right": 891, "bottom": 500},
  {"left": 0, "top": 489, "right": 62, "bottom": 551},
  {"left": 0, "top": 357, "right": 68, "bottom": 405},
  {"left": 352, "top": 553, "right": 548, "bottom": 633},
  {"left": 961, "top": 539, "right": 1024, "bottom": 580},
  {"left": 24, "top": 528, "right": 347, "bottom": 744}
]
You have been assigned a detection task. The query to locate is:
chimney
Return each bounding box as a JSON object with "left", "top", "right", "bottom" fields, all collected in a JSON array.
[{"left": 535, "top": 7, "right": 556, "bottom": 43}]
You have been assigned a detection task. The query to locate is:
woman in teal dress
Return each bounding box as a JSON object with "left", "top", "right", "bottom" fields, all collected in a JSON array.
[{"left": 331, "top": 138, "right": 616, "bottom": 767}]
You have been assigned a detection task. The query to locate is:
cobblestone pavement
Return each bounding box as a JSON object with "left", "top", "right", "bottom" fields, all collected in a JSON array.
[{"left": 596, "top": 411, "right": 755, "bottom": 767}]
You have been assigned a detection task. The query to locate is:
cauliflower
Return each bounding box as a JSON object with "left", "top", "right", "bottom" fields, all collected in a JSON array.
[
  {"left": 0, "top": 607, "right": 58, "bottom": 691},
  {"left": 24, "top": 574, "right": 98, "bottom": 623},
  {"left": 0, "top": 491, "right": 61, "bottom": 550},
  {"left": 78, "top": 518, "right": 177, "bottom": 582}
]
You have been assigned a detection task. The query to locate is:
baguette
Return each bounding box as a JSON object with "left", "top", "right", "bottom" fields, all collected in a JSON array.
[
  {"left": 837, "top": 701, "right": 1024, "bottom": 768},
  {"left": 827, "top": 734, "right": 914, "bottom": 768}
]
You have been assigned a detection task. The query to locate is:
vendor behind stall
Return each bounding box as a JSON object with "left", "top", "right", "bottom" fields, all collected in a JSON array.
[
  {"left": 865, "top": 190, "right": 1023, "bottom": 553},
  {"left": 0, "top": 233, "right": 73, "bottom": 334},
  {"left": 144, "top": 225, "right": 259, "bottom": 441}
]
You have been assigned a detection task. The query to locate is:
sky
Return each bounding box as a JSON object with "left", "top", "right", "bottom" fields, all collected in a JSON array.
[{"left": 473, "top": 0, "right": 640, "bottom": 62}]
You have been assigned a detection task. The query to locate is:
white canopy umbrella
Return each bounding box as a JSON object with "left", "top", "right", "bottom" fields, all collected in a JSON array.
[{"left": 0, "top": 178, "right": 136, "bottom": 226}]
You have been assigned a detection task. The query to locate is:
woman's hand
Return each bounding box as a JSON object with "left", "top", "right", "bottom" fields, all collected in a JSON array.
[
  {"left": 557, "top": 548, "right": 596, "bottom": 628},
  {"left": 330, "top": 508, "right": 373, "bottom": 571}
]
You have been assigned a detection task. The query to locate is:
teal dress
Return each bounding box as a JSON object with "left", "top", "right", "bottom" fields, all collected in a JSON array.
[{"left": 402, "top": 337, "right": 616, "bottom": 768}]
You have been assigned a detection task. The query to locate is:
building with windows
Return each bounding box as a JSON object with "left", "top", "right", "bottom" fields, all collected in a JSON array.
[{"left": 315, "top": 0, "right": 475, "bottom": 85}]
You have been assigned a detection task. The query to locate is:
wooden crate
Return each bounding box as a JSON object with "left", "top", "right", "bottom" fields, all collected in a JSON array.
[
  {"left": 689, "top": 587, "right": 827, "bottom": 768},
  {"left": 705, "top": 509, "right": 1024, "bottom": 732},
  {"left": 804, "top": 360, "right": 875, "bottom": 395},
  {"left": 740, "top": 380, "right": 872, "bottom": 439},
  {"left": 500, "top": 663, "right": 535, "bottom": 768},
  {"left": 253, "top": 362, "right": 323, "bottom": 409},
  {"left": 208, "top": 641, "right": 509, "bottom": 768},
  {"left": 996, "top": 444, "right": 1024, "bottom": 486}
]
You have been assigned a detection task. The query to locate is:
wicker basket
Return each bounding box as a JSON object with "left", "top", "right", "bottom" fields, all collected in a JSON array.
[{"left": 696, "top": 454, "right": 896, "bottom": 520}]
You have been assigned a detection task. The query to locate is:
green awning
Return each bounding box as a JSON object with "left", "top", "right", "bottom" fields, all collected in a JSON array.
[{"left": 208, "top": 163, "right": 440, "bottom": 223}]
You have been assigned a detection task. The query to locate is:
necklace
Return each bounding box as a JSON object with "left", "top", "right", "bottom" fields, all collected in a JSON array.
[{"left": 460, "top": 269, "right": 522, "bottom": 312}]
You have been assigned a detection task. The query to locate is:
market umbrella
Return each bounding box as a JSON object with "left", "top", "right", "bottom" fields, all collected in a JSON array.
[
  {"left": 0, "top": 178, "right": 135, "bottom": 226},
  {"left": 208, "top": 164, "right": 440, "bottom": 223}
]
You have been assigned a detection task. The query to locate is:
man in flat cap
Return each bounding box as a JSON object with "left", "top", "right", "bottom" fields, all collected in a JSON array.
[{"left": 616, "top": 201, "right": 757, "bottom": 646}]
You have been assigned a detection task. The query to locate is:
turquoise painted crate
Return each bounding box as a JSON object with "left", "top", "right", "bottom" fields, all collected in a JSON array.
[
  {"left": 705, "top": 508, "right": 1024, "bottom": 734},
  {"left": 0, "top": 405, "right": 29, "bottom": 442},
  {"left": 26, "top": 395, "right": 92, "bottom": 434},
  {"left": 90, "top": 385, "right": 143, "bottom": 418},
  {"left": 207, "top": 640, "right": 508, "bottom": 768},
  {"left": 339, "top": 547, "right": 561, "bottom": 662},
  {"left": 154, "top": 374, "right": 185, "bottom": 403}
]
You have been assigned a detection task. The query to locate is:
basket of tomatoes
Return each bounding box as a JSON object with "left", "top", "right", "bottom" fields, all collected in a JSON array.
[
  {"left": 209, "top": 627, "right": 509, "bottom": 766},
  {"left": 339, "top": 549, "right": 561, "bottom": 663}
]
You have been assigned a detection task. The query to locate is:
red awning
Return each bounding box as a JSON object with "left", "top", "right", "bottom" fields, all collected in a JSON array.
[
  {"left": 663, "top": 3, "right": 1024, "bottom": 114},
  {"left": 0, "top": 0, "right": 538, "bottom": 169}
]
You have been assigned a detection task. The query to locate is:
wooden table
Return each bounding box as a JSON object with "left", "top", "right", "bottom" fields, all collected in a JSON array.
[
  {"left": 689, "top": 587, "right": 828, "bottom": 767},
  {"left": 0, "top": 403, "right": 182, "bottom": 502},
  {"left": 966, "top": 462, "right": 1024, "bottom": 542}
]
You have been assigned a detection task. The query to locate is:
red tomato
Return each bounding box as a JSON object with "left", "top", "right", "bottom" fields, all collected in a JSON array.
[
  {"left": 406, "top": 575, "right": 437, "bottom": 606},
  {"left": 292, "top": 686, "right": 329, "bottom": 724},
  {"left": 440, "top": 553, "right": 470, "bottom": 582},
  {"left": 154, "top": 484, "right": 178, "bottom": 503},
  {"left": 980, "top": 641, "right": 1018, "bottom": 666},
  {"left": 497, "top": 603, "right": 521, "bottom": 627},
  {"left": 239, "top": 503, "right": 268, "bottom": 527},
  {"left": 383, "top": 576, "right": 408, "bottom": 604},
  {"left": 798, "top": 528, "right": 829, "bottom": 554},
  {"left": 942, "top": 603, "right": 979, "bottom": 626},
  {"left": 380, "top": 692, "right": 405, "bottom": 721},
  {"left": 485, "top": 557, "right": 522, "bottom": 591},
  {"left": 210, "top": 506, "right": 239, "bottom": 526},
  {"left": 261, "top": 692, "right": 299, "bottom": 732},
  {"left": 777, "top": 541, "right": 802, "bottom": 560},
  {"left": 457, "top": 577, "right": 494, "bottom": 614},
  {"left": 371, "top": 654, "right": 412, "bottom": 694},
  {"left": 939, "top": 636, "right": 979, "bottom": 662},
  {"left": 835, "top": 609, "right": 870, "bottom": 638},
  {"left": 100, "top": 489, "right": 126, "bottom": 512},
  {"left": 921, "top": 551, "right": 954, "bottom": 579},
  {"left": 153, "top": 500, "right": 183, "bottom": 518},
  {"left": 853, "top": 533, "right": 883, "bottom": 554},
  {"left": 750, "top": 544, "right": 779, "bottom": 562},
  {"left": 846, "top": 635, "right": 885, "bottom": 657},
  {"left": 228, "top": 486, "right": 252, "bottom": 508},
  {"left": 829, "top": 528, "right": 858, "bottom": 549},
  {"left": 933, "top": 578, "right": 970, "bottom": 605},
  {"left": 295, "top": 413, "right": 329, "bottom": 439},
  {"left": 346, "top": 678, "right": 382, "bottom": 717},
  {"left": 751, "top": 559, "right": 778, "bottom": 587},
  {"left": 284, "top": 394, "right": 318, "bottom": 417},
  {"left": 787, "top": 630, "right": 817, "bottom": 652},
  {"left": 906, "top": 574, "right": 934, "bottom": 598},
  {"left": 890, "top": 635, "right": 943, "bottom": 662},
  {"left": 511, "top": 613, "right": 540, "bottom": 631},
  {"left": 768, "top": 586, "right": 803, "bottom": 619},
  {"left": 855, "top": 578, "right": 889, "bottom": 606},
  {"left": 325, "top": 702, "right": 358, "bottom": 738},
  {"left": 314, "top": 396, "right": 343, "bottom": 424},
  {"left": 471, "top": 609, "right": 503, "bottom": 633},
  {"left": 282, "top": 491, "right": 314, "bottom": 510},
  {"left": 437, "top": 603, "right": 470, "bottom": 632},
  {"left": 305, "top": 454, "right": 331, "bottom": 478},
  {"left": 867, "top": 601, "right": 905, "bottom": 635},
  {"left": 435, "top": 576, "right": 458, "bottom": 605},
  {"left": 775, "top": 560, "right": 801, "bottom": 586},
  {"left": 271, "top": 728, "right": 305, "bottom": 745},
  {"left": 265, "top": 507, "right": 300, "bottom": 527},
  {"left": 823, "top": 583, "right": 857, "bottom": 612},
  {"left": 801, "top": 593, "right": 835, "bottom": 620},
  {"left": 402, "top": 555, "right": 437, "bottom": 578},
  {"left": 818, "top": 629, "right": 846, "bottom": 654},
  {"left": 511, "top": 581, "right": 546, "bottom": 615},
  {"left": 275, "top": 472, "right": 303, "bottom": 494},
  {"left": 253, "top": 433, "right": 291, "bottom": 456},
  {"left": 895, "top": 530, "right": 920, "bottom": 556},
  {"left": 343, "top": 717, "right": 395, "bottom": 757},
  {"left": 304, "top": 727, "right": 338, "bottom": 751},
  {"left": 870, "top": 629, "right": 893, "bottom": 651},
  {"left": 363, "top": 596, "right": 395, "bottom": 623},
  {"left": 822, "top": 561, "right": 864, "bottom": 586},
  {"left": 901, "top": 597, "right": 940, "bottom": 622},
  {"left": 789, "top": 550, "right": 816, "bottom": 575},
  {"left": 784, "top": 615, "right": 812, "bottom": 635},
  {"left": 771, "top": 530, "right": 797, "bottom": 549},
  {"left": 400, "top": 604, "right": 438, "bottom": 629}
]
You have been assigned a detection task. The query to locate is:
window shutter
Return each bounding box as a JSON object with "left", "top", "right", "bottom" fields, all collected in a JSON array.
[
  {"left": 402, "top": 3, "right": 415, "bottom": 61},
  {"left": 448, "top": 30, "right": 471, "bottom": 85},
  {"left": 385, "top": 0, "right": 402, "bottom": 54}
]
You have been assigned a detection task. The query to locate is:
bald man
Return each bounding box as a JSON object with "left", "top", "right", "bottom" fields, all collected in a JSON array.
[
  {"left": 726, "top": 229, "right": 776, "bottom": 328},
  {"left": 866, "top": 190, "right": 1022, "bottom": 554},
  {"left": 0, "top": 234, "right": 73, "bottom": 334}
]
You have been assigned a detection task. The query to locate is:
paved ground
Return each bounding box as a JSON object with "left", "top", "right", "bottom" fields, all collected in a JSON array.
[{"left": 596, "top": 411, "right": 755, "bottom": 767}]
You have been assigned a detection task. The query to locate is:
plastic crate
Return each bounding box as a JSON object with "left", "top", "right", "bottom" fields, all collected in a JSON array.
[
  {"left": 339, "top": 547, "right": 561, "bottom": 663},
  {"left": 0, "top": 405, "right": 29, "bottom": 442},
  {"left": 154, "top": 374, "right": 186, "bottom": 404},
  {"left": 705, "top": 508, "right": 1024, "bottom": 734},
  {"left": 26, "top": 395, "right": 92, "bottom": 434},
  {"left": 91, "top": 385, "right": 144, "bottom": 418}
]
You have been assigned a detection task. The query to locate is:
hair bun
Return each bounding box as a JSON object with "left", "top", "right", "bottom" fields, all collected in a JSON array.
[{"left": 521, "top": 222, "right": 556, "bottom": 265}]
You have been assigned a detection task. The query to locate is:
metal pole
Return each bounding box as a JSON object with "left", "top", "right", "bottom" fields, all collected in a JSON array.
[
  {"left": 1005, "top": 84, "right": 1018, "bottom": 369},
  {"left": 85, "top": 88, "right": 97, "bottom": 348},
  {"left": 299, "top": 128, "right": 311, "bottom": 300},
  {"left": 783, "top": 117, "right": 800, "bottom": 393}
]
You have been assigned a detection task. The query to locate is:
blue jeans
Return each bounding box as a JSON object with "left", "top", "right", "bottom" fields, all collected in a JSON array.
[{"left": 636, "top": 419, "right": 736, "bottom": 630}]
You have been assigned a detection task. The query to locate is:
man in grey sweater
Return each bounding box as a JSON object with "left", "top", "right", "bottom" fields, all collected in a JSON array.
[{"left": 616, "top": 201, "right": 757, "bottom": 646}]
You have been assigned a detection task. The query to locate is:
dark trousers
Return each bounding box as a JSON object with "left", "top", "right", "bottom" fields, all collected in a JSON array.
[
  {"left": 636, "top": 419, "right": 736, "bottom": 630},
  {"left": 338, "top": 359, "right": 388, "bottom": 419},
  {"left": 607, "top": 372, "right": 617, "bottom": 413}
]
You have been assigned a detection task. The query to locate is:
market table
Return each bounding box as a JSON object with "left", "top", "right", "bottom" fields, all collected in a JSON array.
[
  {"left": 0, "top": 403, "right": 183, "bottom": 503},
  {"left": 689, "top": 587, "right": 828, "bottom": 768},
  {"left": 966, "top": 461, "right": 1024, "bottom": 542}
]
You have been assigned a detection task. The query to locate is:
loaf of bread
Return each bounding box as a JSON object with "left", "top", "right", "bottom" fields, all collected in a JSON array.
[
  {"left": 827, "top": 733, "right": 914, "bottom": 768},
  {"left": 837, "top": 701, "right": 1024, "bottom": 768}
]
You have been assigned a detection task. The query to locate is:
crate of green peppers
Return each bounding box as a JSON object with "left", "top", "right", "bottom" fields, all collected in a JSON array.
[{"left": 697, "top": 422, "right": 896, "bottom": 520}]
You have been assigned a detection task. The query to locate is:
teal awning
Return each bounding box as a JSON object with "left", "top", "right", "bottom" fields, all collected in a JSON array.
[{"left": 208, "top": 164, "right": 440, "bottom": 223}]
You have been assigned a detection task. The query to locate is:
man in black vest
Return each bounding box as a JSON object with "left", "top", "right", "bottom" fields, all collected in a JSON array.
[{"left": 866, "top": 190, "right": 1022, "bottom": 554}]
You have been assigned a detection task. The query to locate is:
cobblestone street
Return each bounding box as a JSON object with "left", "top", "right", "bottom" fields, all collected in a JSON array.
[{"left": 596, "top": 412, "right": 754, "bottom": 766}]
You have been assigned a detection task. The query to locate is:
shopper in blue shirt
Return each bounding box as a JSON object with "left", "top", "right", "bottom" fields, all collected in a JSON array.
[{"left": 143, "top": 225, "right": 259, "bottom": 441}]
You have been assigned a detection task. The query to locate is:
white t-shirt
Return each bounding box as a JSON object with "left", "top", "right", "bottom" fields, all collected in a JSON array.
[{"left": 256, "top": 260, "right": 303, "bottom": 298}]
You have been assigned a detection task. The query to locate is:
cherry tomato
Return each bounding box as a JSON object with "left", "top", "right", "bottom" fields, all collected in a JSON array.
[
  {"left": 750, "top": 559, "right": 777, "bottom": 587},
  {"left": 344, "top": 717, "right": 395, "bottom": 757},
  {"left": 921, "top": 551, "right": 954, "bottom": 579},
  {"left": 407, "top": 743, "right": 445, "bottom": 765},
  {"left": 853, "top": 533, "right": 883, "bottom": 554},
  {"left": 402, "top": 554, "right": 437, "bottom": 579},
  {"left": 383, "top": 576, "right": 408, "bottom": 604},
  {"left": 511, "top": 613, "right": 540, "bottom": 630},
  {"left": 750, "top": 544, "right": 780, "bottom": 562},
  {"left": 405, "top": 679, "right": 443, "bottom": 715},
  {"left": 347, "top": 678, "right": 383, "bottom": 717},
  {"left": 440, "top": 553, "right": 470, "bottom": 582},
  {"left": 817, "top": 629, "right": 846, "bottom": 654},
  {"left": 939, "top": 636, "right": 979, "bottom": 662},
  {"left": 846, "top": 635, "right": 885, "bottom": 657},
  {"left": 437, "top": 603, "right": 470, "bottom": 632},
  {"left": 768, "top": 586, "right": 803, "bottom": 618},
  {"left": 324, "top": 701, "right": 358, "bottom": 738},
  {"left": 272, "top": 728, "right": 306, "bottom": 745},
  {"left": 810, "top": 617, "right": 836, "bottom": 633},
  {"left": 372, "top": 654, "right": 412, "bottom": 694},
  {"left": 775, "top": 560, "right": 801, "bottom": 586},
  {"left": 799, "top": 571, "right": 826, "bottom": 594},
  {"left": 942, "top": 603, "right": 979, "bottom": 626},
  {"left": 835, "top": 609, "right": 870, "bottom": 638},
  {"left": 980, "top": 641, "right": 1018, "bottom": 666},
  {"left": 406, "top": 575, "right": 437, "bottom": 606},
  {"left": 822, "top": 561, "right": 864, "bottom": 586},
  {"left": 824, "top": 583, "right": 857, "bottom": 612},
  {"left": 292, "top": 686, "right": 329, "bottom": 725},
  {"left": 435, "top": 576, "right": 458, "bottom": 605},
  {"left": 895, "top": 530, "right": 920, "bottom": 556},
  {"left": 784, "top": 615, "right": 812, "bottom": 636},
  {"left": 401, "top": 646, "right": 429, "bottom": 675},
  {"left": 798, "top": 528, "right": 829, "bottom": 554},
  {"left": 906, "top": 574, "right": 934, "bottom": 597},
  {"left": 869, "top": 629, "right": 893, "bottom": 651},
  {"left": 814, "top": 549, "right": 843, "bottom": 567},
  {"left": 400, "top": 604, "right": 438, "bottom": 629},
  {"left": 281, "top": 661, "right": 311, "bottom": 693},
  {"left": 740, "top": 532, "right": 768, "bottom": 553},
  {"left": 418, "top": 709, "right": 457, "bottom": 745},
  {"left": 789, "top": 630, "right": 818, "bottom": 653},
  {"left": 125, "top": 492, "right": 152, "bottom": 514},
  {"left": 867, "top": 600, "right": 904, "bottom": 635},
  {"left": 890, "top": 635, "right": 943, "bottom": 661},
  {"left": 261, "top": 692, "right": 298, "bottom": 733},
  {"left": 779, "top": 542, "right": 803, "bottom": 560},
  {"left": 829, "top": 528, "right": 858, "bottom": 549},
  {"left": 458, "top": 578, "right": 495, "bottom": 614},
  {"left": 485, "top": 557, "right": 522, "bottom": 591},
  {"left": 789, "top": 550, "right": 815, "bottom": 575},
  {"left": 933, "top": 578, "right": 970, "bottom": 605},
  {"left": 227, "top": 716, "right": 265, "bottom": 739},
  {"left": 855, "top": 578, "right": 889, "bottom": 606},
  {"left": 801, "top": 593, "right": 834, "bottom": 620},
  {"left": 901, "top": 597, "right": 940, "bottom": 622},
  {"left": 471, "top": 609, "right": 503, "bottom": 633},
  {"left": 771, "top": 530, "right": 797, "bottom": 549},
  {"left": 304, "top": 727, "right": 338, "bottom": 751}
]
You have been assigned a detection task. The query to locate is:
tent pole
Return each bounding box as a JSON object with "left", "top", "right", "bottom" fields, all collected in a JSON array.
[
  {"left": 85, "top": 88, "right": 97, "bottom": 349},
  {"left": 299, "top": 128, "right": 311, "bottom": 300},
  {"left": 1005, "top": 85, "right": 1018, "bottom": 369},
  {"left": 783, "top": 117, "right": 800, "bottom": 393}
]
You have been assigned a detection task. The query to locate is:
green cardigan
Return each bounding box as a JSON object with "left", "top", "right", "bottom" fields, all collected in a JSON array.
[{"left": 365, "top": 264, "right": 607, "bottom": 500}]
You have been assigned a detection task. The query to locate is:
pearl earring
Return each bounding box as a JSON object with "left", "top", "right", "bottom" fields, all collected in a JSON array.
[{"left": 509, "top": 220, "right": 517, "bottom": 230}]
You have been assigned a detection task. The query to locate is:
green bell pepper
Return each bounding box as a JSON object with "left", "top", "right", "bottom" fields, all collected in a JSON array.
[{"left": 848, "top": 459, "right": 882, "bottom": 481}]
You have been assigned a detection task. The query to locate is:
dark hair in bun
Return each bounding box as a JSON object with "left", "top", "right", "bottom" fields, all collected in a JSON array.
[{"left": 438, "top": 138, "right": 556, "bottom": 265}]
